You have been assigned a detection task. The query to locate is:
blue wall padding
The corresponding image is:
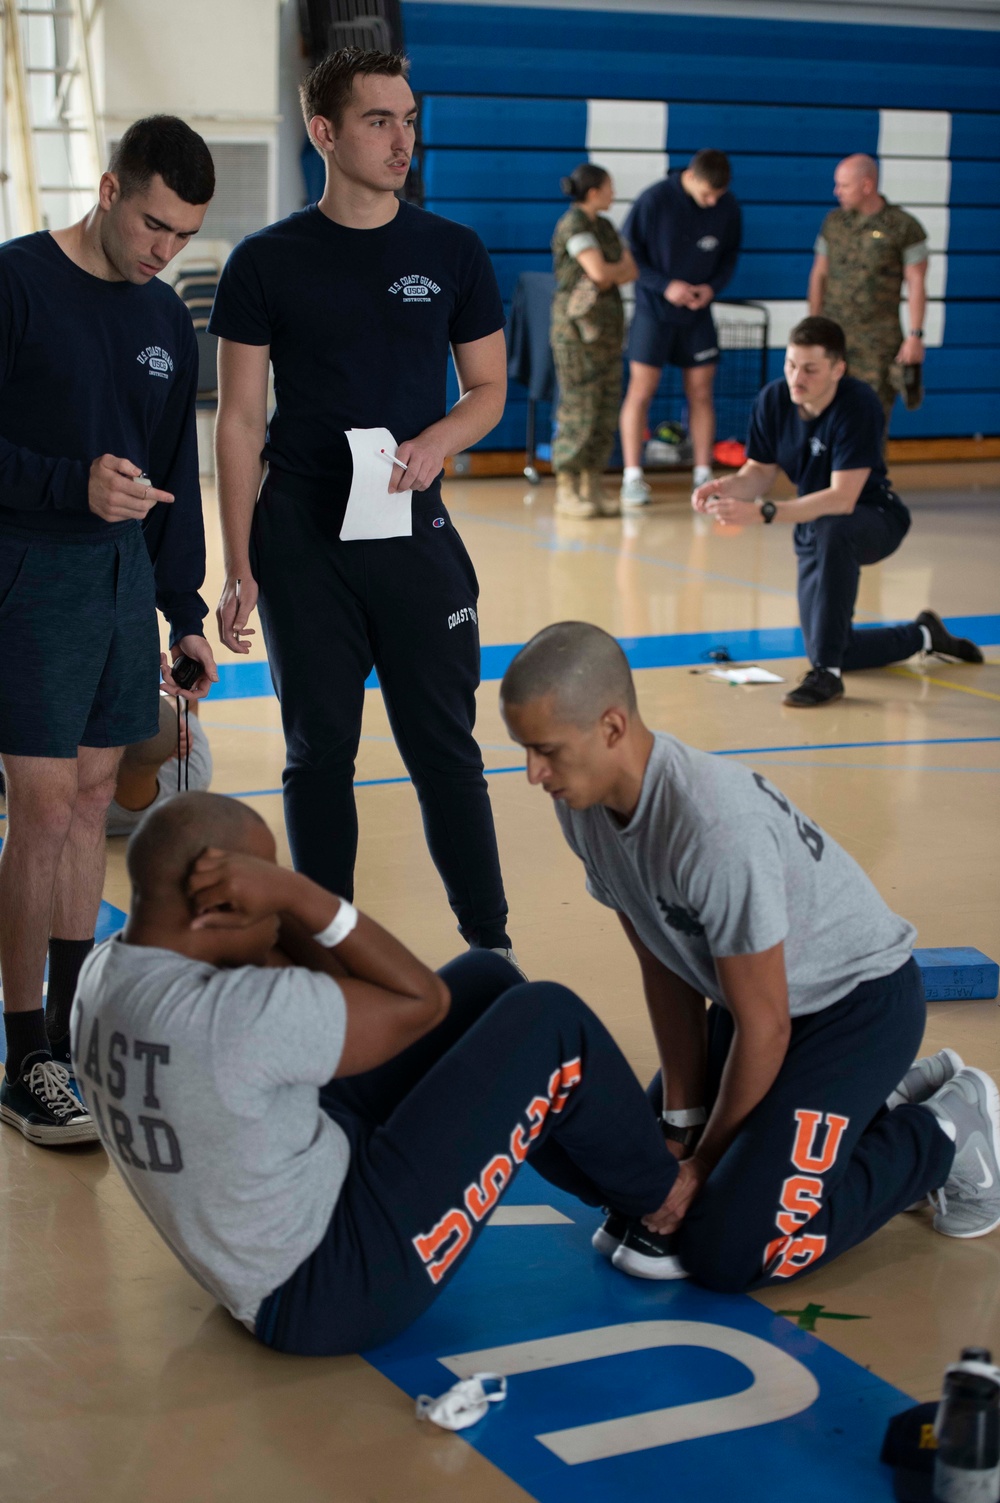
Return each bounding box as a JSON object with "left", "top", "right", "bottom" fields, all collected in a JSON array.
[
  {"left": 406, "top": 4, "right": 1000, "bottom": 443},
  {"left": 422, "top": 96, "right": 588, "bottom": 147},
  {"left": 914, "top": 948, "right": 999, "bottom": 1001}
]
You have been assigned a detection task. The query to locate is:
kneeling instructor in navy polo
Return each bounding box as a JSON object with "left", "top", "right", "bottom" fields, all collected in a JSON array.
[
  {"left": 210, "top": 47, "right": 517, "bottom": 963},
  {"left": 692, "top": 315, "right": 982, "bottom": 708}
]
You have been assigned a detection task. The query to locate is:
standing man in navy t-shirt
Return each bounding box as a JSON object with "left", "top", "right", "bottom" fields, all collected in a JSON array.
[
  {"left": 209, "top": 49, "right": 516, "bottom": 964},
  {"left": 619, "top": 151, "right": 741, "bottom": 509},
  {"left": 0, "top": 116, "right": 218, "bottom": 1147},
  {"left": 692, "top": 316, "right": 982, "bottom": 708}
]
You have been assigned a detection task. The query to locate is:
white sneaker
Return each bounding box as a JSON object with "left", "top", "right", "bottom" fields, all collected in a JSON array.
[
  {"left": 620, "top": 476, "right": 652, "bottom": 508},
  {"left": 489, "top": 947, "right": 528, "bottom": 981},
  {"left": 611, "top": 1222, "right": 688, "bottom": 1280},
  {"left": 692, "top": 465, "right": 714, "bottom": 488},
  {"left": 924, "top": 1068, "right": 1000, "bottom": 1239},
  {"left": 888, "top": 1048, "right": 965, "bottom": 1110}
]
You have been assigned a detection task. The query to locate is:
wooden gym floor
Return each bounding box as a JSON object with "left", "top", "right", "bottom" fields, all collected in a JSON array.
[{"left": 1, "top": 465, "right": 998, "bottom": 1502}]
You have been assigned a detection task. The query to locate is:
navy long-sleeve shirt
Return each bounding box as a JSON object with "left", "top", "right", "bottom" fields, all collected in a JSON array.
[
  {"left": 0, "top": 232, "right": 207, "bottom": 642},
  {"left": 623, "top": 170, "right": 742, "bottom": 327}
]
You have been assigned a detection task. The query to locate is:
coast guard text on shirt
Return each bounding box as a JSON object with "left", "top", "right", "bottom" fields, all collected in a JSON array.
[{"left": 74, "top": 1016, "right": 184, "bottom": 1174}]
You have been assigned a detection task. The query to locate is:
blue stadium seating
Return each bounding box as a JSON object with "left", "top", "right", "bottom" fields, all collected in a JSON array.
[{"left": 405, "top": 2, "right": 1000, "bottom": 445}]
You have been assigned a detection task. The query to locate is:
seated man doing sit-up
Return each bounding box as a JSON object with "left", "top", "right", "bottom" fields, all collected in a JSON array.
[{"left": 71, "top": 791, "right": 683, "bottom": 1355}]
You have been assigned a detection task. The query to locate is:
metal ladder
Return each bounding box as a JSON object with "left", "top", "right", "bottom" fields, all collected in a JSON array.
[{"left": 1, "top": 0, "right": 102, "bottom": 236}]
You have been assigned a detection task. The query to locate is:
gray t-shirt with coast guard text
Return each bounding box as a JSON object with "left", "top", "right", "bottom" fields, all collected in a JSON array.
[
  {"left": 71, "top": 937, "right": 349, "bottom": 1325},
  {"left": 555, "top": 732, "right": 915, "bottom": 1016}
]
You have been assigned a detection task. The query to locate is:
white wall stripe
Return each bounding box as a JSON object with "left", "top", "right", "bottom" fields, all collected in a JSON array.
[
  {"left": 588, "top": 151, "right": 668, "bottom": 201},
  {"left": 878, "top": 109, "right": 951, "bottom": 159},
  {"left": 880, "top": 157, "right": 951, "bottom": 206},
  {"left": 586, "top": 99, "right": 668, "bottom": 152}
]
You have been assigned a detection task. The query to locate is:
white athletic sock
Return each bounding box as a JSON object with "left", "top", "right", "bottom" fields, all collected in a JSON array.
[
  {"left": 818, "top": 666, "right": 842, "bottom": 678},
  {"left": 692, "top": 465, "right": 713, "bottom": 487},
  {"left": 919, "top": 624, "right": 932, "bottom": 652},
  {"left": 623, "top": 466, "right": 644, "bottom": 484}
]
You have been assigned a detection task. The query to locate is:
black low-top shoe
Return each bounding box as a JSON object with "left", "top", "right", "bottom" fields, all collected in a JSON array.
[
  {"left": 611, "top": 1222, "right": 688, "bottom": 1281},
  {"left": 783, "top": 667, "right": 845, "bottom": 708},
  {"left": 592, "top": 1209, "right": 629, "bottom": 1259},
  {"left": 0, "top": 1051, "right": 98, "bottom": 1146},
  {"left": 916, "top": 609, "right": 984, "bottom": 664}
]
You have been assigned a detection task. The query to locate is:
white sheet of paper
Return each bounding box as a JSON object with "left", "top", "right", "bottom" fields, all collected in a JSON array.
[
  {"left": 708, "top": 666, "right": 785, "bottom": 685},
  {"left": 339, "top": 428, "right": 413, "bottom": 542}
]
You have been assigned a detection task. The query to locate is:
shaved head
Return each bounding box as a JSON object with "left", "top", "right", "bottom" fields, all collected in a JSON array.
[
  {"left": 127, "top": 791, "right": 271, "bottom": 902},
  {"left": 839, "top": 153, "right": 879, "bottom": 186},
  {"left": 500, "top": 622, "right": 636, "bottom": 727}
]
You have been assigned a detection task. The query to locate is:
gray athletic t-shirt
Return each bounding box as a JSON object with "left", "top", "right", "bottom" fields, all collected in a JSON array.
[
  {"left": 71, "top": 937, "right": 349, "bottom": 1324},
  {"left": 555, "top": 732, "right": 915, "bottom": 1016},
  {"left": 105, "top": 713, "right": 213, "bottom": 837}
]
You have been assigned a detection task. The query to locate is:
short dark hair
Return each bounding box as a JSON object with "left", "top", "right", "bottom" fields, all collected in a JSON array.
[
  {"left": 689, "top": 149, "right": 731, "bottom": 190},
  {"left": 109, "top": 116, "right": 215, "bottom": 205},
  {"left": 788, "top": 316, "right": 847, "bottom": 363},
  {"left": 560, "top": 163, "right": 609, "bottom": 202},
  {"left": 300, "top": 47, "right": 410, "bottom": 132},
  {"left": 500, "top": 622, "right": 637, "bottom": 727}
]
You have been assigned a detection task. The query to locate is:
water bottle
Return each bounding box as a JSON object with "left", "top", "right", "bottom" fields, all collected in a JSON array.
[{"left": 933, "top": 1348, "right": 1000, "bottom": 1503}]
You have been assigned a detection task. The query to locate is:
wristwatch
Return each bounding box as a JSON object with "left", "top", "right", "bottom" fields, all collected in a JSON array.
[
  {"left": 759, "top": 500, "right": 777, "bottom": 524},
  {"left": 910, "top": 328, "right": 924, "bottom": 339}
]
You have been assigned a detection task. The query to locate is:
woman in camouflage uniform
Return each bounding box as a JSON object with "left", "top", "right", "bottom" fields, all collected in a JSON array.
[{"left": 550, "top": 165, "right": 636, "bottom": 518}]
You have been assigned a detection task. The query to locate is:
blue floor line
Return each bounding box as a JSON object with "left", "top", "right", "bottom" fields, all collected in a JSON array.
[
  {"left": 208, "top": 614, "right": 1000, "bottom": 701},
  {"left": 219, "top": 736, "right": 1000, "bottom": 801}
]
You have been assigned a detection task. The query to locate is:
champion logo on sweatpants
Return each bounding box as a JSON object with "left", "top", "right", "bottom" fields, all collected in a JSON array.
[{"left": 433, "top": 517, "right": 446, "bottom": 528}]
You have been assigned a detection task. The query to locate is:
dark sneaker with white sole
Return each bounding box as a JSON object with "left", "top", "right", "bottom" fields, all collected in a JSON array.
[
  {"left": 888, "top": 1047, "right": 964, "bottom": 1111},
  {"left": 924, "top": 1068, "right": 1000, "bottom": 1239},
  {"left": 783, "top": 667, "right": 845, "bottom": 708},
  {"left": 917, "top": 610, "right": 984, "bottom": 664},
  {"left": 592, "top": 1209, "right": 629, "bottom": 1259},
  {"left": 0, "top": 1051, "right": 98, "bottom": 1145},
  {"left": 611, "top": 1222, "right": 688, "bottom": 1280}
]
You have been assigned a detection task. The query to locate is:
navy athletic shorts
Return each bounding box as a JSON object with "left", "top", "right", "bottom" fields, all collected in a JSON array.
[
  {"left": 0, "top": 520, "right": 160, "bottom": 758},
  {"left": 627, "top": 306, "right": 720, "bottom": 370}
]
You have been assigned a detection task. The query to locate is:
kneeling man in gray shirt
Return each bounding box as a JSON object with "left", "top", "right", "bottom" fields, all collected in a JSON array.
[{"left": 501, "top": 621, "right": 1000, "bottom": 1286}]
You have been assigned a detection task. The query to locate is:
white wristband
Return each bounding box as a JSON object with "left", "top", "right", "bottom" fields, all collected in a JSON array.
[
  {"left": 312, "top": 900, "right": 358, "bottom": 949},
  {"left": 662, "top": 1106, "right": 707, "bottom": 1128}
]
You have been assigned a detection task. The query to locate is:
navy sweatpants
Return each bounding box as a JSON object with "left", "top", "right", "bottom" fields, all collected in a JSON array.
[
  {"left": 656, "top": 958, "right": 955, "bottom": 1292},
  {"left": 251, "top": 472, "right": 510, "bottom": 948},
  {"left": 255, "top": 951, "right": 677, "bottom": 1356},
  {"left": 794, "top": 500, "right": 923, "bottom": 671}
]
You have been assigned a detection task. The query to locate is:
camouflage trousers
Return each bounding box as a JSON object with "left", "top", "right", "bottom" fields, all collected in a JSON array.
[
  {"left": 551, "top": 335, "right": 623, "bottom": 473},
  {"left": 842, "top": 321, "right": 902, "bottom": 432}
]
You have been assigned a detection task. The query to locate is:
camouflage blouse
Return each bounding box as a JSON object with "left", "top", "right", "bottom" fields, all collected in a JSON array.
[
  {"left": 551, "top": 205, "right": 625, "bottom": 342},
  {"left": 816, "top": 201, "right": 928, "bottom": 328}
]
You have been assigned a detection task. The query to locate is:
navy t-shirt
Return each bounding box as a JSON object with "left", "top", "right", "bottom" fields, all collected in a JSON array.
[
  {"left": 0, "top": 232, "right": 207, "bottom": 640},
  {"left": 624, "top": 170, "right": 742, "bottom": 328},
  {"left": 208, "top": 201, "right": 505, "bottom": 491},
  {"left": 746, "top": 375, "right": 899, "bottom": 508}
]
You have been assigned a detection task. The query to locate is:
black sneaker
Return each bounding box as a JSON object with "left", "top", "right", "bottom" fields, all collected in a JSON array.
[
  {"left": 611, "top": 1222, "right": 688, "bottom": 1280},
  {"left": 0, "top": 1051, "right": 98, "bottom": 1145},
  {"left": 592, "top": 1209, "right": 629, "bottom": 1259},
  {"left": 916, "top": 610, "right": 984, "bottom": 664},
  {"left": 783, "top": 667, "right": 845, "bottom": 708}
]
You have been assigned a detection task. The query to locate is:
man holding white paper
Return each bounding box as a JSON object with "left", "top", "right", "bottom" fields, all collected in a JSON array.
[{"left": 209, "top": 48, "right": 516, "bottom": 959}]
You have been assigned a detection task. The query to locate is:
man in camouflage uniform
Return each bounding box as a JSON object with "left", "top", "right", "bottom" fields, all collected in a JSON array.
[
  {"left": 808, "top": 154, "right": 928, "bottom": 431},
  {"left": 550, "top": 167, "right": 635, "bottom": 518}
]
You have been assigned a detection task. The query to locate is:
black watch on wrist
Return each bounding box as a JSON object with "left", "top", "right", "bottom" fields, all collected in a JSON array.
[
  {"left": 760, "top": 500, "right": 777, "bottom": 524},
  {"left": 662, "top": 1121, "right": 704, "bottom": 1150}
]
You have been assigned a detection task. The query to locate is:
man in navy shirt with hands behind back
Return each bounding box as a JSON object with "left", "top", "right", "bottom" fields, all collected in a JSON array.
[
  {"left": 692, "top": 316, "right": 982, "bottom": 708},
  {"left": 210, "top": 48, "right": 516, "bottom": 966},
  {"left": 0, "top": 116, "right": 218, "bottom": 1147}
]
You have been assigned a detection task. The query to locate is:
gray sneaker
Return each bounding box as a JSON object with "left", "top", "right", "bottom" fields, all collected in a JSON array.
[
  {"left": 488, "top": 947, "right": 528, "bottom": 981},
  {"left": 887, "top": 1047, "right": 964, "bottom": 1110},
  {"left": 619, "top": 476, "right": 652, "bottom": 508},
  {"left": 924, "top": 1068, "right": 1000, "bottom": 1239}
]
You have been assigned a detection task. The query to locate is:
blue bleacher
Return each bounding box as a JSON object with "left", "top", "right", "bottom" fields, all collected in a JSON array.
[{"left": 409, "top": 2, "right": 1000, "bottom": 446}]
